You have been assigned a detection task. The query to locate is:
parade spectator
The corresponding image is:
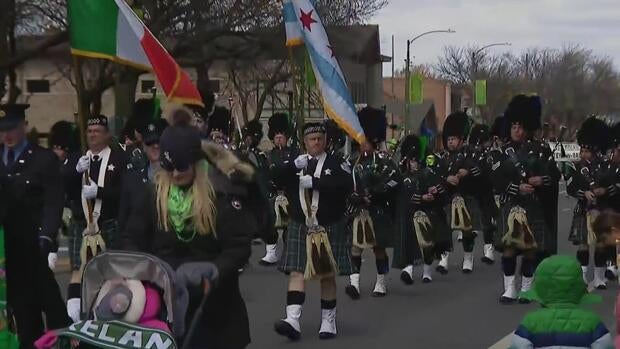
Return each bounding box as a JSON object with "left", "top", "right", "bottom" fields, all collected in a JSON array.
[
  {"left": 120, "top": 104, "right": 255, "bottom": 349},
  {"left": 510, "top": 255, "right": 613, "bottom": 349}
]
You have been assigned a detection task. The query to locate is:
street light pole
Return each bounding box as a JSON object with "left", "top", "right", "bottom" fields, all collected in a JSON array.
[
  {"left": 404, "top": 29, "right": 455, "bottom": 135},
  {"left": 471, "top": 42, "right": 511, "bottom": 122}
]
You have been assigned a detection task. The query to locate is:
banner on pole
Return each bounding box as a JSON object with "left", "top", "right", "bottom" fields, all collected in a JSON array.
[
  {"left": 409, "top": 74, "right": 424, "bottom": 105},
  {"left": 475, "top": 80, "right": 487, "bottom": 106}
]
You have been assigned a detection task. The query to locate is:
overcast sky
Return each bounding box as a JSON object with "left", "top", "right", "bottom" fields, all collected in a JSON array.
[{"left": 374, "top": 0, "right": 620, "bottom": 75}]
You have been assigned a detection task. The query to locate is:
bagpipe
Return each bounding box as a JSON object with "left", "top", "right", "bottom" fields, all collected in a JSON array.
[{"left": 442, "top": 150, "right": 474, "bottom": 232}]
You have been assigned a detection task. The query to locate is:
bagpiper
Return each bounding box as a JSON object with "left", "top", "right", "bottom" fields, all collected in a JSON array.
[
  {"left": 566, "top": 116, "right": 614, "bottom": 289},
  {"left": 440, "top": 112, "right": 484, "bottom": 274},
  {"left": 491, "top": 95, "right": 559, "bottom": 304},
  {"left": 261, "top": 113, "right": 299, "bottom": 265},
  {"left": 274, "top": 122, "right": 354, "bottom": 341},
  {"left": 393, "top": 135, "right": 451, "bottom": 284},
  {"left": 468, "top": 124, "right": 498, "bottom": 264},
  {"left": 605, "top": 123, "right": 620, "bottom": 280},
  {"left": 345, "top": 106, "right": 400, "bottom": 299}
]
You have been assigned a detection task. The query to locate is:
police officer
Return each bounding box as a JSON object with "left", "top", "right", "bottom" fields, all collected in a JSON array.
[
  {"left": 0, "top": 104, "right": 70, "bottom": 347},
  {"left": 65, "top": 115, "right": 127, "bottom": 322}
]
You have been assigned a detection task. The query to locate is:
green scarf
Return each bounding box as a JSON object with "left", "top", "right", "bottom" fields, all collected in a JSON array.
[{"left": 167, "top": 185, "right": 196, "bottom": 242}]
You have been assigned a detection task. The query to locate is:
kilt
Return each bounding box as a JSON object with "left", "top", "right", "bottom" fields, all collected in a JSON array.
[
  {"left": 494, "top": 198, "right": 547, "bottom": 252},
  {"left": 568, "top": 204, "right": 599, "bottom": 246},
  {"left": 393, "top": 206, "right": 451, "bottom": 269},
  {"left": 444, "top": 195, "right": 483, "bottom": 232},
  {"left": 278, "top": 219, "right": 353, "bottom": 276},
  {"left": 364, "top": 207, "right": 394, "bottom": 248},
  {"left": 68, "top": 218, "right": 118, "bottom": 270}
]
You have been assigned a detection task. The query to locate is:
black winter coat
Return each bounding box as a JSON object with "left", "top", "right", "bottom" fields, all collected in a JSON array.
[{"left": 120, "top": 165, "right": 255, "bottom": 349}]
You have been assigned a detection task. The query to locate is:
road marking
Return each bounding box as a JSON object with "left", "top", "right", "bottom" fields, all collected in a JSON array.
[{"left": 489, "top": 333, "right": 512, "bottom": 349}]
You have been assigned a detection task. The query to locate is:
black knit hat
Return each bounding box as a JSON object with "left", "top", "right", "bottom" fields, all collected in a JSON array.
[
  {"left": 442, "top": 111, "right": 470, "bottom": 147},
  {"left": 577, "top": 116, "right": 610, "bottom": 153},
  {"left": 490, "top": 116, "right": 509, "bottom": 140},
  {"left": 357, "top": 106, "right": 387, "bottom": 145},
  {"left": 132, "top": 98, "right": 160, "bottom": 135},
  {"left": 469, "top": 124, "right": 490, "bottom": 146},
  {"left": 49, "top": 121, "right": 80, "bottom": 152},
  {"left": 159, "top": 105, "right": 202, "bottom": 172},
  {"left": 505, "top": 95, "right": 542, "bottom": 132},
  {"left": 268, "top": 113, "right": 290, "bottom": 140}
]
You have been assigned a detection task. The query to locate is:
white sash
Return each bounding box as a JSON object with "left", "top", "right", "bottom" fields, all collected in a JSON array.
[
  {"left": 81, "top": 146, "right": 111, "bottom": 234},
  {"left": 298, "top": 153, "right": 327, "bottom": 227}
]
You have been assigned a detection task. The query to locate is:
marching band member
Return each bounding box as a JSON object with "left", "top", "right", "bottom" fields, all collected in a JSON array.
[
  {"left": 567, "top": 117, "right": 613, "bottom": 289},
  {"left": 274, "top": 122, "right": 353, "bottom": 340},
  {"left": 66, "top": 114, "right": 127, "bottom": 322},
  {"left": 345, "top": 107, "right": 399, "bottom": 298},
  {"left": 440, "top": 112, "right": 483, "bottom": 274},
  {"left": 261, "top": 113, "right": 299, "bottom": 265},
  {"left": 492, "top": 95, "right": 558, "bottom": 304},
  {"left": 393, "top": 135, "right": 451, "bottom": 284}
]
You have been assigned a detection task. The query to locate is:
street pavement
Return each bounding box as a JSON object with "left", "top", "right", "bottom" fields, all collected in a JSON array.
[{"left": 54, "top": 191, "right": 618, "bottom": 348}]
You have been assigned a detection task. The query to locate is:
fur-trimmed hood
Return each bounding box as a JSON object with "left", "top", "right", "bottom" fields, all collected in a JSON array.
[{"left": 201, "top": 141, "right": 255, "bottom": 184}]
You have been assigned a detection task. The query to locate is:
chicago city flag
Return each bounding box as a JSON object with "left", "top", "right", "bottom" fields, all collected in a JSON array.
[
  {"left": 286, "top": 0, "right": 366, "bottom": 143},
  {"left": 68, "top": 0, "right": 203, "bottom": 107}
]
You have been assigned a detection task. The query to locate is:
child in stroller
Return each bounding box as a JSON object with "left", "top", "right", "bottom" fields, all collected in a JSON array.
[{"left": 35, "top": 251, "right": 216, "bottom": 349}]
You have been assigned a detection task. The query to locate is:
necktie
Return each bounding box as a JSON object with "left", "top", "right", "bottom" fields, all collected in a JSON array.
[
  {"left": 307, "top": 157, "right": 319, "bottom": 176},
  {"left": 6, "top": 148, "right": 15, "bottom": 167},
  {"left": 92, "top": 155, "right": 101, "bottom": 162}
]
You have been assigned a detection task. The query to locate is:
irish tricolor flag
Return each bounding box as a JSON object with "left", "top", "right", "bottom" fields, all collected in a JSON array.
[{"left": 68, "top": 0, "right": 203, "bottom": 107}]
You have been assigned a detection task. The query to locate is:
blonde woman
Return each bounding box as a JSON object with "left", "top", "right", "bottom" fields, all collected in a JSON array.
[{"left": 121, "top": 104, "right": 256, "bottom": 349}]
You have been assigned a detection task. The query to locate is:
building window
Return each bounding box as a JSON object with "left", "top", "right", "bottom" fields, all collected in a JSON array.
[
  {"left": 26, "top": 79, "right": 50, "bottom": 93},
  {"left": 141, "top": 80, "right": 155, "bottom": 93}
]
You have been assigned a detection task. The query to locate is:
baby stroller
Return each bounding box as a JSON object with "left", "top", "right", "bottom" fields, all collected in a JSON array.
[{"left": 38, "top": 251, "right": 215, "bottom": 349}]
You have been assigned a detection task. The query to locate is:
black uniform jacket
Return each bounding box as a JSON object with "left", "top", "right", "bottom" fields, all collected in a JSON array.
[
  {"left": 273, "top": 152, "right": 353, "bottom": 226},
  {"left": 0, "top": 143, "right": 63, "bottom": 250}
]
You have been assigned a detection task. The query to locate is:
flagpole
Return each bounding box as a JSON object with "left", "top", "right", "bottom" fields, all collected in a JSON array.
[{"left": 72, "top": 55, "right": 88, "bottom": 152}]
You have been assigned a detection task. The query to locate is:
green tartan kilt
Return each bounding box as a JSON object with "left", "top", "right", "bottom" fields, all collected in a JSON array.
[
  {"left": 68, "top": 218, "right": 118, "bottom": 271},
  {"left": 494, "top": 199, "right": 547, "bottom": 252},
  {"left": 444, "top": 195, "right": 483, "bottom": 232},
  {"left": 278, "top": 219, "right": 353, "bottom": 276}
]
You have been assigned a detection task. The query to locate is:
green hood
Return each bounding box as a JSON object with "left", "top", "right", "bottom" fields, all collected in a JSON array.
[{"left": 520, "top": 255, "right": 601, "bottom": 306}]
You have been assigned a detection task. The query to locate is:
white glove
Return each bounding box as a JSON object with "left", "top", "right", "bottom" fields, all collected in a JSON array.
[
  {"left": 76, "top": 155, "right": 90, "bottom": 173},
  {"left": 300, "top": 175, "right": 313, "bottom": 189},
  {"left": 294, "top": 154, "right": 309, "bottom": 169},
  {"left": 82, "top": 182, "right": 98, "bottom": 200},
  {"left": 67, "top": 298, "right": 81, "bottom": 323},
  {"left": 48, "top": 252, "right": 58, "bottom": 271}
]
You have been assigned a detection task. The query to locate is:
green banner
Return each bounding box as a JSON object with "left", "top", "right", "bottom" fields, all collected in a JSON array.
[
  {"left": 305, "top": 52, "right": 316, "bottom": 89},
  {"left": 0, "top": 226, "right": 19, "bottom": 349},
  {"left": 475, "top": 80, "right": 487, "bottom": 106},
  {"left": 409, "top": 74, "right": 424, "bottom": 105},
  {"left": 56, "top": 320, "right": 176, "bottom": 349}
]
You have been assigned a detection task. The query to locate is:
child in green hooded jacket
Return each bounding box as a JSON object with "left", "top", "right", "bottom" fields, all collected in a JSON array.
[{"left": 510, "top": 255, "right": 613, "bottom": 349}]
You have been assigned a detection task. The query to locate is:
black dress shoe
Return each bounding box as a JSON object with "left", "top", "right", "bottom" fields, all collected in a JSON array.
[
  {"left": 462, "top": 268, "right": 473, "bottom": 274},
  {"left": 518, "top": 298, "right": 532, "bottom": 304},
  {"left": 319, "top": 332, "right": 337, "bottom": 340},
  {"left": 400, "top": 271, "right": 414, "bottom": 285},
  {"left": 422, "top": 277, "right": 432, "bottom": 284},
  {"left": 274, "top": 320, "right": 301, "bottom": 341},
  {"left": 481, "top": 256, "right": 494, "bottom": 265},
  {"left": 499, "top": 296, "right": 517, "bottom": 304},
  {"left": 372, "top": 291, "right": 387, "bottom": 298},
  {"left": 345, "top": 285, "right": 360, "bottom": 300},
  {"left": 605, "top": 269, "right": 617, "bottom": 281},
  {"left": 258, "top": 259, "right": 277, "bottom": 267},
  {"left": 436, "top": 265, "right": 448, "bottom": 275}
]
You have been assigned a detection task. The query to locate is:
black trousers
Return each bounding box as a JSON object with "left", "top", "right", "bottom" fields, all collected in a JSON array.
[{"left": 6, "top": 238, "right": 70, "bottom": 349}]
